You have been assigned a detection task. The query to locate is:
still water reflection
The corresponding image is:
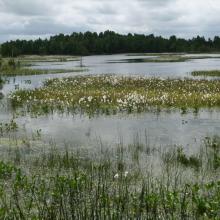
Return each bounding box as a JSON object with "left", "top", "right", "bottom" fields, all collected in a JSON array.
[{"left": 1, "top": 54, "right": 220, "bottom": 149}]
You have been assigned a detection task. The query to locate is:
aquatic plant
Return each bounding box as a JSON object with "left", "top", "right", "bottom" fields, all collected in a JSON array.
[
  {"left": 19, "top": 55, "right": 79, "bottom": 63},
  {"left": 0, "top": 76, "right": 3, "bottom": 99},
  {"left": 1, "top": 68, "right": 87, "bottom": 76},
  {"left": 0, "top": 120, "right": 18, "bottom": 135},
  {"left": 192, "top": 70, "right": 220, "bottom": 77},
  {"left": 0, "top": 58, "right": 87, "bottom": 76},
  {"left": 116, "top": 54, "right": 220, "bottom": 64},
  {"left": 176, "top": 147, "right": 201, "bottom": 169},
  {"left": 0, "top": 135, "right": 219, "bottom": 219},
  {"left": 110, "top": 55, "right": 189, "bottom": 63},
  {"left": 10, "top": 75, "right": 220, "bottom": 116}
]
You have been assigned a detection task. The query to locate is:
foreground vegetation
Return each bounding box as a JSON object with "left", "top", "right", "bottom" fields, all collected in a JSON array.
[
  {"left": 10, "top": 75, "right": 220, "bottom": 115},
  {"left": 0, "top": 58, "right": 86, "bottom": 76},
  {"left": 192, "top": 70, "right": 220, "bottom": 77},
  {"left": 0, "top": 129, "right": 219, "bottom": 219}
]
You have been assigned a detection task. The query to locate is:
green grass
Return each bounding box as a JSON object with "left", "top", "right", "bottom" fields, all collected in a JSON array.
[
  {"left": 18, "top": 55, "right": 80, "bottom": 62},
  {"left": 192, "top": 70, "right": 220, "bottom": 77},
  {"left": 0, "top": 67, "right": 87, "bottom": 76},
  {"left": 148, "top": 58, "right": 186, "bottom": 63},
  {"left": 0, "top": 58, "right": 87, "bottom": 76},
  {"left": 146, "top": 55, "right": 188, "bottom": 62},
  {"left": 10, "top": 75, "right": 220, "bottom": 116}
]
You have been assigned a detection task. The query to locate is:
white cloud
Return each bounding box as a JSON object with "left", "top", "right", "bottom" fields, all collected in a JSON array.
[{"left": 0, "top": 0, "right": 220, "bottom": 42}]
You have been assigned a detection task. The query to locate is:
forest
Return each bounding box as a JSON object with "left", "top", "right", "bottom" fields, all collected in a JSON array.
[{"left": 1, "top": 30, "right": 220, "bottom": 56}]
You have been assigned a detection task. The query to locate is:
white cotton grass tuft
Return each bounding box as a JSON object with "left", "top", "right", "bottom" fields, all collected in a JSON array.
[
  {"left": 124, "top": 171, "right": 129, "bottom": 177},
  {"left": 114, "top": 173, "right": 119, "bottom": 179}
]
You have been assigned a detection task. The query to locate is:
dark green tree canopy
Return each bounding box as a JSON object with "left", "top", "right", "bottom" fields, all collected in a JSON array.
[{"left": 1, "top": 31, "right": 219, "bottom": 57}]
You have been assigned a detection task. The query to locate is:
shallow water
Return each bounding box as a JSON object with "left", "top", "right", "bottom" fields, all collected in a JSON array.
[
  {"left": 32, "top": 53, "right": 220, "bottom": 77},
  {"left": 13, "top": 110, "right": 220, "bottom": 151},
  {"left": 2, "top": 53, "right": 220, "bottom": 95},
  {"left": 1, "top": 53, "right": 220, "bottom": 150}
]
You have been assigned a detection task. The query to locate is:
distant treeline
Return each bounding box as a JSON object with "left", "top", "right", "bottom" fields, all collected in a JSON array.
[{"left": 1, "top": 30, "right": 220, "bottom": 56}]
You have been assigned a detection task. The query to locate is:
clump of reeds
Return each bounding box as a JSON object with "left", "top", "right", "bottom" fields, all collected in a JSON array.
[{"left": 0, "top": 135, "right": 219, "bottom": 219}]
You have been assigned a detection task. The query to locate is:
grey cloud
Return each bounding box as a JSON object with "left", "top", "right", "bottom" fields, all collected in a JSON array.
[
  {"left": 0, "top": 0, "right": 220, "bottom": 42},
  {"left": 137, "top": 0, "right": 174, "bottom": 8},
  {"left": 0, "top": 17, "right": 87, "bottom": 36},
  {"left": 22, "top": 18, "right": 87, "bottom": 35},
  {"left": 0, "top": 0, "right": 54, "bottom": 16}
]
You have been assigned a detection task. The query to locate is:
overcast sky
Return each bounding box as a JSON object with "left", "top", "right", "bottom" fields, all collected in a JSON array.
[{"left": 0, "top": 0, "right": 220, "bottom": 42}]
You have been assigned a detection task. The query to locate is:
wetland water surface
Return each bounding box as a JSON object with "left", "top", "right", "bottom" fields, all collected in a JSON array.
[{"left": 1, "top": 54, "right": 220, "bottom": 149}]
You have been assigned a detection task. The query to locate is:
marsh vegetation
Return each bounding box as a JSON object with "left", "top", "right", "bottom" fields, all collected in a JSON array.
[
  {"left": 192, "top": 70, "right": 220, "bottom": 77},
  {"left": 10, "top": 75, "right": 220, "bottom": 116},
  {"left": 0, "top": 54, "right": 220, "bottom": 219},
  {"left": 18, "top": 55, "right": 80, "bottom": 63},
  {"left": 0, "top": 58, "right": 86, "bottom": 76},
  {"left": 0, "top": 130, "right": 219, "bottom": 219},
  {"left": 113, "top": 54, "right": 220, "bottom": 63},
  {"left": 0, "top": 76, "right": 4, "bottom": 99}
]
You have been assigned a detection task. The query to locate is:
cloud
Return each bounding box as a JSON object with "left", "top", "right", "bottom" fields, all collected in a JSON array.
[
  {"left": 0, "top": 0, "right": 220, "bottom": 42},
  {"left": 0, "top": 0, "right": 55, "bottom": 16}
]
